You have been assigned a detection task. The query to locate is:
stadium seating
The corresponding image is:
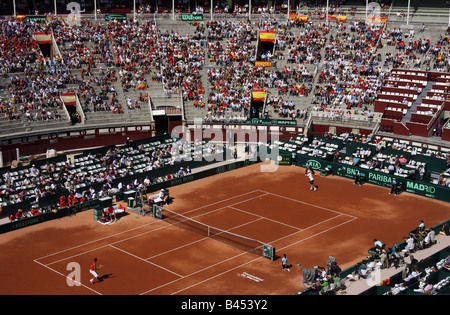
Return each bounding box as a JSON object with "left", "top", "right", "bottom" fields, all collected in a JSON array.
[
  {"left": 0, "top": 134, "right": 226, "bottom": 221},
  {"left": 297, "top": 220, "right": 450, "bottom": 295}
]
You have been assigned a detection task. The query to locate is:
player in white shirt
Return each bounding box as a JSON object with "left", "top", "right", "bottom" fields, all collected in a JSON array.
[{"left": 305, "top": 168, "right": 317, "bottom": 191}]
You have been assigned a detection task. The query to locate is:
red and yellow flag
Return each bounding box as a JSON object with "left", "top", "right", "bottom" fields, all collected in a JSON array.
[
  {"left": 61, "top": 92, "right": 76, "bottom": 105},
  {"left": 367, "top": 15, "right": 388, "bottom": 24},
  {"left": 252, "top": 89, "right": 266, "bottom": 101},
  {"left": 255, "top": 61, "right": 272, "bottom": 67},
  {"left": 289, "top": 13, "right": 308, "bottom": 21},
  {"left": 259, "top": 31, "right": 276, "bottom": 42},
  {"left": 34, "top": 32, "right": 52, "bottom": 44}
]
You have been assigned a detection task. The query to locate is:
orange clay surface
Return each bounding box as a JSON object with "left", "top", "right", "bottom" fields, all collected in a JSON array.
[{"left": 0, "top": 162, "right": 448, "bottom": 295}]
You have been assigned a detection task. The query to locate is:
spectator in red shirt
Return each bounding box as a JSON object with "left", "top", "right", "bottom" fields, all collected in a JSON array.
[{"left": 106, "top": 206, "right": 117, "bottom": 222}]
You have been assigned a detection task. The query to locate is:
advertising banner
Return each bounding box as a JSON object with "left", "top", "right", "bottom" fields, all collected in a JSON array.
[{"left": 181, "top": 14, "right": 203, "bottom": 21}]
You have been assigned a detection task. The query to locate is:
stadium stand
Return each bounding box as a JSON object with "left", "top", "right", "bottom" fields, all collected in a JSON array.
[{"left": 0, "top": 133, "right": 226, "bottom": 223}]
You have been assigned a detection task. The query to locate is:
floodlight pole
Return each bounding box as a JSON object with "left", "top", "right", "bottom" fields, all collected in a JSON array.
[
  {"left": 365, "top": 0, "right": 368, "bottom": 23},
  {"left": 287, "top": 0, "right": 290, "bottom": 19},
  {"left": 407, "top": 0, "right": 410, "bottom": 25}
]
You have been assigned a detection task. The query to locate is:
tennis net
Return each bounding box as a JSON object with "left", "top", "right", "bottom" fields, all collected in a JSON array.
[{"left": 153, "top": 205, "right": 276, "bottom": 260}]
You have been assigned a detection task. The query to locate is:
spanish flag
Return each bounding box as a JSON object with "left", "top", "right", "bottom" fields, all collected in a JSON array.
[
  {"left": 252, "top": 89, "right": 266, "bottom": 101},
  {"left": 61, "top": 92, "right": 76, "bottom": 105},
  {"left": 289, "top": 13, "right": 308, "bottom": 21},
  {"left": 337, "top": 15, "right": 347, "bottom": 22},
  {"left": 255, "top": 61, "right": 272, "bottom": 67},
  {"left": 259, "top": 31, "right": 276, "bottom": 43},
  {"left": 34, "top": 32, "right": 52, "bottom": 44},
  {"left": 368, "top": 15, "right": 388, "bottom": 23}
]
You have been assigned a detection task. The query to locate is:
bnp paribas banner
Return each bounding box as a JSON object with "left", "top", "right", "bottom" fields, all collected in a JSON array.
[
  {"left": 335, "top": 164, "right": 395, "bottom": 188},
  {"left": 295, "top": 154, "right": 450, "bottom": 202},
  {"left": 333, "top": 164, "right": 446, "bottom": 200}
]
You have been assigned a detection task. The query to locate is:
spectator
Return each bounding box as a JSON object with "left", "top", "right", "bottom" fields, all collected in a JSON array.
[
  {"left": 402, "top": 265, "right": 420, "bottom": 286},
  {"left": 358, "top": 261, "right": 368, "bottom": 278},
  {"left": 439, "top": 223, "right": 450, "bottom": 236}
]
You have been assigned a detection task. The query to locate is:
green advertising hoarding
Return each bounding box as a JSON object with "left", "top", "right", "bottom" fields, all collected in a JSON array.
[
  {"left": 105, "top": 14, "right": 127, "bottom": 21},
  {"left": 295, "top": 154, "right": 333, "bottom": 173},
  {"left": 181, "top": 14, "right": 203, "bottom": 21},
  {"left": 295, "top": 154, "right": 450, "bottom": 202},
  {"left": 24, "top": 15, "right": 47, "bottom": 22},
  {"left": 276, "top": 153, "right": 292, "bottom": 165},
  {"left": 246, "top": 118, "right": 297, "bottom": 126}
]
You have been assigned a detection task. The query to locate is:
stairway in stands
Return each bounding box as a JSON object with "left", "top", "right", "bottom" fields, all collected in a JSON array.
[{"left": 401, "top": 80, "right": 433, "bottom": 124}]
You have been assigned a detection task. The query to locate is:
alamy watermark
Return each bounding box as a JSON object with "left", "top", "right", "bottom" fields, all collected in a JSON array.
[
  {"left": 66, "top": 2, "right": 84, "bottom": 26},
  {"left": 66, "top": 262, "right": 81, "bottom": 286},
  {"left": 366, "top": 2, "right": 384, "bottom": 26}
]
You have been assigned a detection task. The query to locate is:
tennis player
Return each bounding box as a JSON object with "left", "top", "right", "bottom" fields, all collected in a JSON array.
[
  {"left": 282, "top": 254, "right": 290, "bottom": 272},
  {"left": 305, "top": 167, "right": 317, "bottom": 191},
  {"left": 89, "top": 258, "right": 100, "bottom": 284}
]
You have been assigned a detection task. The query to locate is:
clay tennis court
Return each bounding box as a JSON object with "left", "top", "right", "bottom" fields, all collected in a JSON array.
[{"left": 0, "top": 162, "right": 448, "bottom": 295}]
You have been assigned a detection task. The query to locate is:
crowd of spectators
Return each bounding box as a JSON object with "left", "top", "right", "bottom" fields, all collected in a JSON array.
[
  {"left": 367, "top": 220, "right": 450, "bottom": 295},
  {"left": 0, "top": 19, "right": 41, "bottom": 74},
  {"left": 312, "top": 19, "right": 388, "bottom": 120},
  {"left": 324, "top": 131, "right": 450, "bottom": 185},
  {"left": 381, "top": 23, "right": 450, "bottom": 71},
  {"left": 1, "top": 60, "right": 68, "bottom": 124},
  {"left": 0, "top": 17, "right": 164, "bottom": 120},
  {"left": 2, "top": 4, "right": 450, "bottom": 130},
  {"left": 191, "top": 18, "right": 319, "bottom": 120},
  {"left": 301, "top": 255, "right": 346, "bottom": 295}
]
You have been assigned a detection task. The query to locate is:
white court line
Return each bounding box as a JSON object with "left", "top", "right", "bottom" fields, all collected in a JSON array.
[
  {"left": 173, "top": 192, "right": 269, "bottom": 223},
  {"left": 256, "top": 190, "right": 358, "bottom": 220},
  {"left": 227, "top": 205, "right": 304, "bottom": 231},
  {"left": 33, "top": 259, "right": 103, "bottom": 295},
  {"left": 139, "top": 250, "right": 251, "bottom": 295},
  {"left": 44, "top": 222, "right": 173, "bottom": 266},
  {"left": 178, "top": 189, "right": 264, "bottom": 216},
  {"left": 34, "top": 220, "right": 161, "bottom": 262},
  {"left": 109, "top": 245, "right": 184, "bottom": 278},
  {"left": 275, "top": 217, "right": 358, "bottom": 252}
]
